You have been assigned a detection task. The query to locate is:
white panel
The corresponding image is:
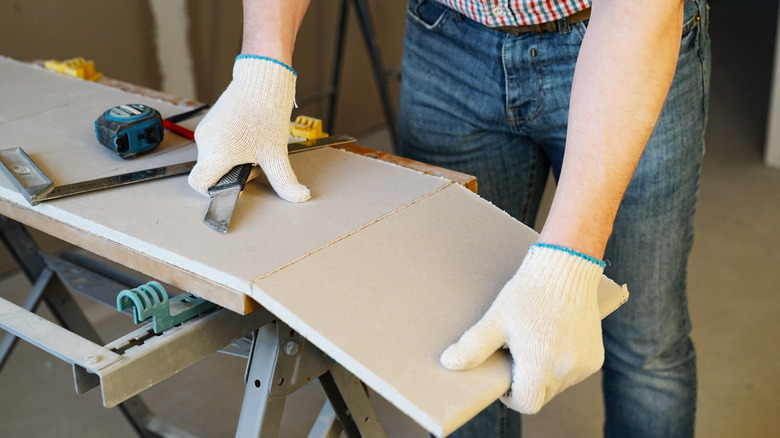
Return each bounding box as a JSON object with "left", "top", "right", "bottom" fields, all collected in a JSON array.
[{"left": 254, "top": 184, "right": 628, "bottom": 436}]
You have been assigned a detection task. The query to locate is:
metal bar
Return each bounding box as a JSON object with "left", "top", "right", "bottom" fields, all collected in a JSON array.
[
  {"left": 90, "top": 306, "right": 274, "bottom": 408},
  {"left": 326, "top": 0, "right": 350, "bottom": 135},
  {"left": 236, "top": 325, "right": 288, "bottom": 438},
  {"left": 0, "top": 260, "right": 47, "bottom": 373},
  {"left": 296, "top": 87, "right": 336, "bottom": 108},
  {"left": 0, "top": 325, "right": 21, "bottom": 373},
  {"left": 233, "top": 320, "right": 390, "bottom": 438},
  {"left": 42, "top": 252, "right": 137, "bottom": 310},
  {"left": 164, "top": 103, "right": 210, "bottom": 124},
  {"left": 41, "top": 263, "right": 106, "bottom": 344},
  {"left": 352, "top": 0, "right": 398, "bottom": 151},
  {"left": 267, "top": 321, "right": 330, "bottom": 397},
  {"left": 308, "top": 401, "right": 343, "bottom": 438},
  {"left": 236, "top": 321, "right": 350, "bottom": 438},
  {"left": 116, "top": 396, "right": 172, "bottom": 438},
  {"left": 43, "top": 161, "right": 195, "bottom": 204},
  {"left": 220, "top": 335, "right": 253, "bottom": 358},
  {"left": 319, "top": 371, "right": 362, "bottom": 438},
  {"left": 328, "top": 363, "right": 386, "bottom": 437},
  {"left": 0, "top": 292, "right": 121, "bottom": 370},
  {"left": 60, "top": 248, "right": 147, "bottom": 289},
  {"left": 0, "top": 216, "right": 46, "bottom": 283}
]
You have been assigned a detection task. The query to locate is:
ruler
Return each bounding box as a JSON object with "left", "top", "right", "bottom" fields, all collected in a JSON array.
[
  {"left": 0, "top": 147, "right": 194, "bottom": 205},
  {"left": 0, "top": 135, "right": 356, "bottom": 206}
]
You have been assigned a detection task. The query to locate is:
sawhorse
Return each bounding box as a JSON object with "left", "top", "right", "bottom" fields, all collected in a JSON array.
[
  {"left": 0, "top": 215, "right": 387, "bottom": 437},
  {"left": 237, "top": 321, "right": 385, "bottom": 437},
  {"left": 298, "top": 0, "right": 398, "bottom": 151}
]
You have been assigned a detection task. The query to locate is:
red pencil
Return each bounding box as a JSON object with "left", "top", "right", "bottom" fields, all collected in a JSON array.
[{"left": 162, "top": 119, "right": 195, "bottom": 141}]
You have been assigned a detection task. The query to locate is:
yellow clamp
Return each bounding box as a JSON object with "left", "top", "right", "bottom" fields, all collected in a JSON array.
[
  {"left": 290, "top": 116, "right": 328, "bottom": 140},
  {"left": 44, "top": 57, "right": 103, "bottom": 81}
]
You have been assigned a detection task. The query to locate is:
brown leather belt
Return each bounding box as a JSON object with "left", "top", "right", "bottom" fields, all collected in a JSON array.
[{"left": 494, "top": 7, "right": 591, "bottom": 35}]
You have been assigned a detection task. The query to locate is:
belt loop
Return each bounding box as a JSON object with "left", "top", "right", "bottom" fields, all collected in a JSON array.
[{"left": 556, "top": 16, "right": 571, "bottom": 34}]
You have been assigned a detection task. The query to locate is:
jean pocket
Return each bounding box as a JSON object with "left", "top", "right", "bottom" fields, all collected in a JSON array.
[
  {"left": 406, "top": 0, "right": 452, "bottom": 31},
  {"left": 681, "top": 0, "right": 706, "bottom": 36}
]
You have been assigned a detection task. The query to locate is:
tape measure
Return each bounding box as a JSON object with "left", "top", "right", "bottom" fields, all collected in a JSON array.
[{"left": 95, "top": 104, "right": 163, "bottom": 159}]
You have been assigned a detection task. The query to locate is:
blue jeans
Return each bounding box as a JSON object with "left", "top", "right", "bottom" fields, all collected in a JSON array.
[{"left": 399, "top": 1, "right": 710, "bottom": 437}]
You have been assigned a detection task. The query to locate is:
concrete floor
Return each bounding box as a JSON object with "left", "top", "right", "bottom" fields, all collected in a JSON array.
[{"left": 1, "top": 1, "right": 779, "bottom": 437}]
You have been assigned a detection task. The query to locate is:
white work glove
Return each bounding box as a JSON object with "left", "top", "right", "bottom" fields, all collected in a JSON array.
[
  {"left": 188, "top": 55, "right": 310, "bottom": 202},
  {"left": 440, "top": 243, "right": 606, "bottom": 414}
]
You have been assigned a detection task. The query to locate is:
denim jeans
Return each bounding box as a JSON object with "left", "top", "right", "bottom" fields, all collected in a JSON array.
[{"left": 398, "top": 1, "right": 710, "bottom": 437}]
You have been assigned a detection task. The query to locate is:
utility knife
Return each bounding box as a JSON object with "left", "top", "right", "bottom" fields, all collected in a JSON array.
[{"left": 203, "top": 135, "right": 357, "bottom": 233}]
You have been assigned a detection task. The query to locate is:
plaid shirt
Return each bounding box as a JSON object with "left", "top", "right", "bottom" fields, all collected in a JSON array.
[{"left": 437, "top": 0, "right": 591, "bottom": 26}]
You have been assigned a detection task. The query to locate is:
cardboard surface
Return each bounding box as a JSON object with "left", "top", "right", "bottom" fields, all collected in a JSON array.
[
  {"left": 253, "top": 183, "right": 628, "bottom": 435},
  {"left": 0, "top": 57, "right": 628, "bottom": 436}
]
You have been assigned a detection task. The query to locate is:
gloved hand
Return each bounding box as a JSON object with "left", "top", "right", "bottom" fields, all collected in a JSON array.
[
  {"left": 188, "top": 55, "right": 310, "bottom": 203},
  {"left": 440, "top": 243, "right": 606, "bottom": 414}
]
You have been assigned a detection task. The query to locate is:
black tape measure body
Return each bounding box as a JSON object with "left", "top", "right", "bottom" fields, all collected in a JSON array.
[{"left": 95, "top": 104, "right": 163, "bottom": 159}]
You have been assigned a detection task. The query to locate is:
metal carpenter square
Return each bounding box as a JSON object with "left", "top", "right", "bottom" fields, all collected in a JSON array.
[
  {"left": 0, "top": 147, "right": 55, "bottom": 204},
  {"left": 0, "top": 146, "right": 194, "bottom": 206},
  {"left": 0, "top": 136, "right": 357, "bottom": 207}
]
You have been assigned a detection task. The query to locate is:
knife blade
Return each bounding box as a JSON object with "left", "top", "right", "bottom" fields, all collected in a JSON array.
[
  {"left": 204, "top": 163, "right": 253, "bottom": 233},
  {"left": 203, "top": 135, "right": 356, "bottom": 233}
]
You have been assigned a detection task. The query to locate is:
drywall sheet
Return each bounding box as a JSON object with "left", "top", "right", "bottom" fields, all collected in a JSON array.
[
  {"left": 0, "top": 57, "right": 628, "bottom": 436},
  {"left": 0, "top": 57, "right": 449, "bottom": 308},
  {"left": 253, "top": 183, "right": 628, "bottom": 436},
  {"left": 0, "top": 57, "right": 197, "bottom": 184}
]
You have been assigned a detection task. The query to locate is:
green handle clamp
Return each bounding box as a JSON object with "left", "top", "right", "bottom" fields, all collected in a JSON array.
[{"left": 116, "top": 281, "right": 217, "bottom": 334}]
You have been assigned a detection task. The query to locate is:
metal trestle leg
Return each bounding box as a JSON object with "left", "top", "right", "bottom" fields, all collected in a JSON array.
[{"left": 236, "top": 321, "right": 386, "bottom": 438}]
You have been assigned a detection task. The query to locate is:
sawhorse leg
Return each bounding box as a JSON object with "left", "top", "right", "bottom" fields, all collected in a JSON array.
[
  {"left": 236, "top": 321, "right": 386, "bottom": 438},
  {"left": 0, "top": 217, "right": 107, "bottom": 372},
  {"left": 0, "top": 216, "right": 193, "bottom": 438},
  {"left": 298, "top": 0, "right": 398, "bottom": 151},
  {"left": 349, "top": 0, "right": 398, "bottom": 150}
]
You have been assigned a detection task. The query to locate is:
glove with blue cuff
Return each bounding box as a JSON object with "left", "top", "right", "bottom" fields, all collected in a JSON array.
[
  {"left": 188, "top": 55, "right": 310, "bottom": 202},
  {"left": 440, "top": 243, "right": 606, "bottom": 414}
]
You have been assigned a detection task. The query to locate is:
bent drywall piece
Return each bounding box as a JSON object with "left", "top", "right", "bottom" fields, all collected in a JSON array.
[{"left": 252, "top": 183, "right": 628, "bottom": 436}]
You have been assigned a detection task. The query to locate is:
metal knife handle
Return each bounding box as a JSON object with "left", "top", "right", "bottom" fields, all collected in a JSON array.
[{"left": 207, "top": 163, "right": 253, "bottom": 195}]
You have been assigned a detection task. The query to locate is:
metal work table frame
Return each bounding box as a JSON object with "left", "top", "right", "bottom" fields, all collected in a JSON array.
[{"left": 0, "top": 214, "right": 389, "bottom": 437}]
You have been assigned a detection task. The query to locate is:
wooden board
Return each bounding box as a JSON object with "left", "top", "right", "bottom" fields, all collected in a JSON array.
[{"left": 0, "top": 56, "right": 628, "bottom": 436}]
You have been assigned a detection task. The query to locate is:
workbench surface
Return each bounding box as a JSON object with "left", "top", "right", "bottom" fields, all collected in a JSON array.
[{"left": 0, "top": 56, "right": 628, "bottom": 437}]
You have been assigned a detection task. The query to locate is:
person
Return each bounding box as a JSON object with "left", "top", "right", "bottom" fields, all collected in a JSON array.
[{"left": 188, "top": 0, "right": 710, "bottom": 436}]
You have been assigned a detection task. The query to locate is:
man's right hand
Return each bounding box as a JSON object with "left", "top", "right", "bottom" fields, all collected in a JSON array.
[{"left": 188, "top": 55, "right": 310, "bottom": 203}]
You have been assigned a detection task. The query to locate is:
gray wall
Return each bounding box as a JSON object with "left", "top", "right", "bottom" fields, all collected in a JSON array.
[{"left": 0, "top": 0, "right": 405, "bottom": 136}]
